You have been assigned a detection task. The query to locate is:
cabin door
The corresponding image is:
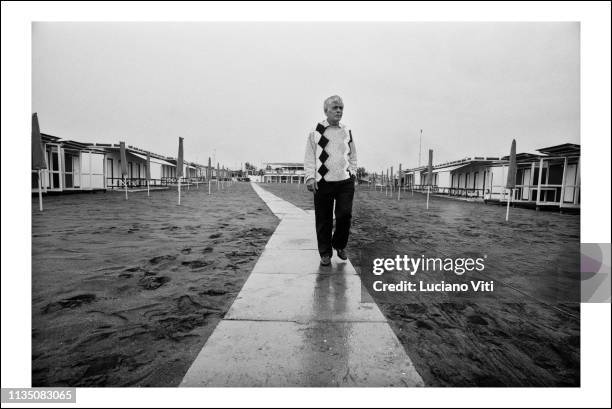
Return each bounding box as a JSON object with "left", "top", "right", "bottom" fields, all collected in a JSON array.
[{"left": 46, "top": 144, "right": 61, "bottom": 190}]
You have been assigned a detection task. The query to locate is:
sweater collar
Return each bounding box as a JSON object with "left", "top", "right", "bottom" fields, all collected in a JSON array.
[{"left": 320, "top": 119, "right": 344, "bottom": 129}]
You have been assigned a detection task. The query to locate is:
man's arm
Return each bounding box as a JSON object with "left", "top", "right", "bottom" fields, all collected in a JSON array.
[
  {"left": 303, "top": 132, "right": 317, "bottom": 185},
  {"left": 348, "top": 130, "right": 358, "bottom": 177}
]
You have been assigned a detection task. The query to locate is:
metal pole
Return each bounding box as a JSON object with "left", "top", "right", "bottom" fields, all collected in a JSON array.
[
  {"left": 398, "top": 164, "right": 402, "bottom": 200},
  {"left": 386, "top": 169, "right": 389, "bottom": 196},
  {"left": 418, "top": 129, "right": 422, "bottom": 167},
  {"left": 38, "top": 170, "right": 43, "bottom": 211}
]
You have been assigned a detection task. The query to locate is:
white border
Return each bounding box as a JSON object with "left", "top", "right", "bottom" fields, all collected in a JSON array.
[{"left": 2, "top": 2, "right": 610, "bottom": 408}]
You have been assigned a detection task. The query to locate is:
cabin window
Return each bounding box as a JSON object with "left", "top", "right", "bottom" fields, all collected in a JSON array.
[
  {"left": 47, "top": 147, "right": 61, "bottom": 189},
  {"left": 548, "top": 164, "right": 564, "bottom": 184},
  {"left": 63, "top": 152, "right": 79, "bottom": 188}
]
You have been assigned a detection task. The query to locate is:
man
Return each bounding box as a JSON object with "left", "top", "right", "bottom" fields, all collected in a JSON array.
[{"left": 304, "top": 95, "right": 357, "bottom": 266}]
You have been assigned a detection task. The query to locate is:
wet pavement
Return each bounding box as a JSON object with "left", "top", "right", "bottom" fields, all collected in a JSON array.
[{"left": 179, "top": 182, "right": 424, "bottom": 387}]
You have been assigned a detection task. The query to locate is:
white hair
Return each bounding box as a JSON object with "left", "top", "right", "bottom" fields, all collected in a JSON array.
[{"left": 323, "top": 95, "right": 343, "bottom": 113}]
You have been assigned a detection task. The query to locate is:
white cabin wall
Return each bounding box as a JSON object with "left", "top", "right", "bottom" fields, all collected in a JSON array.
[
  {"left": 437, "top": 171, "right": 452, "bottom": 189},
  {"left": 150, "top": 163, "right": 162, "bottom": 180}
]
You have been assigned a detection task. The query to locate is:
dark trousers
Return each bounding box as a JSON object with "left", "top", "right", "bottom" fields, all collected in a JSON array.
[{"left": 313, "top": 178, "right": 355, "bottom": 257}]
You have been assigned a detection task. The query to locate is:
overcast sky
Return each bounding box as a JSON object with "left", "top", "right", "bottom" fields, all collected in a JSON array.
[{"left": 32, "top": 22, "right": 579, "bottom": 171}]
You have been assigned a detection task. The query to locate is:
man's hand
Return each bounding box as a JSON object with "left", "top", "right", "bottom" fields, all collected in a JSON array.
[{"left": 306, "top": 179, "right": 318, "bottom": 193}]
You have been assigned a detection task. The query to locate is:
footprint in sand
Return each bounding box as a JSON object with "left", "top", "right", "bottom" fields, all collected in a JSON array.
[
  {"left": 149, "top": 255, "right": 177, "bottom": 265},
  {"left": 209, "top": 233, "right": 222, "bottom": 239},
  {"left": 467, "top": 315, "right": 488, "bottom": 325},
  {"left": 138, "top": 276, "right": 170, "bottom": 290},
  {"left": 176, "top": 295, "right": 204, "bottom": 313},
  {"left": 181, "top": 248, "right": 192, "bottom": 255},
  {"left": 124, "top": 266, "right": 146, "bottom": 273},
  {"left": 42, "top": 294, "right": 97, "bottom": 314},
  {"left": 199, "top": 289, "right": 228, "bottom": 296},
  {"left": 415, "top": 320, "right": 434, "bottom": 330},
  {"left": 181, "top": 260, "right": 212, "bottom": 269}
]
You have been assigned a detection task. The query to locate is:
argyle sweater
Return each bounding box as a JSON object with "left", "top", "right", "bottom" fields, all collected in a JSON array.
[{"left": 304, "top": 120, "right": 357, "bottom": 183}]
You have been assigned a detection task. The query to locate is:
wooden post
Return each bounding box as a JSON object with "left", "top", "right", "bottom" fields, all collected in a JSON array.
[
  {"left": 560, "top": 156, "right": 568, "bottom": 209},
  {"left": 38, "top": 170, "right": 43, "bottom": 211},
  {"left": 530, "top": 162, "right": 536, "bottom": 202},
  {"left": 536, "top": 157, "right": 543, "bottom": 208},
  {"left": 574, "top": 157, "right": 580, "bottom": 206}
]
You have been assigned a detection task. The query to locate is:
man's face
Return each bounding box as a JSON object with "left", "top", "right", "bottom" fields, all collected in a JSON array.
[{"left": 325, "top": 101, "right": 344, "bottom": 125}]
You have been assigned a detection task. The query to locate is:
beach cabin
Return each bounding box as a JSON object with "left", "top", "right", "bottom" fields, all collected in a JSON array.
[
  {"left": 88, "top": 143, "right": 176, "bottom": 189},
  {"left": 398, "top": 143, "right": 579, "bottom": 211},
  {"left": 536, "top": 143, "right": 580, "bottom": 210},
  {"left": 485, "top": 143, "right": 580, "bottom": 210},
  {"left": 403, "top": 167, "right": 425, "bottom": 189},
  {"left": 183, "top": 161, "right": 200, "bottom": 182},
  {"left": 262, "top": 162, "right": 305, "bottom": 184},
  {"left": 161, "top": 158, "right": 177, "bottom": 184},
  {"left": 482, "top": 153, "right": 542, "bottom": 203},
  {"left": 446, "top": 157, "right": 502, "bottom": 198},
  {"left": 165, "top": 158, "right": 193, "bottom": 184},
  {"left": 33, "top": 134, "right": 106, "bottom": 193},
  {"left": 192, "top": 163, "right": 208, "bottom": 182}
]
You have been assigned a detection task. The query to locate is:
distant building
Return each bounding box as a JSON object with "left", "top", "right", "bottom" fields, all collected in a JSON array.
[
  {"left": 87, "top": 143, "right": 177, "bottom": 189},
  {"left": 32, "top": 133, "right": 107, "bottom": 193},
  {"left": 262, "top": 162, "right": 305, "bottom": 184},
  {"left": 400, "top": 143, "right": 580, "bottom": 210},
  {"left": 32, "top": 133, "right": 216, "bottom": 193}
]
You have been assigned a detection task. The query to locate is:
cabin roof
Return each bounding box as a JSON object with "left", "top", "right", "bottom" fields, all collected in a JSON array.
[
  {"left": 264, "top": 162, "right": 304, "bottom": 167},
  {"left": 500, "top": 152, "right": 544, "bottom": 161},
  {"left": 536, "top": 143, "right": 580, "bottom": 156},
  {"left": 40, "top": 133, "right": 62, "bottom": 143}
]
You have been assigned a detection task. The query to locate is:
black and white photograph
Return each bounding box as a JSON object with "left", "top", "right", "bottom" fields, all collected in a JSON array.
[{"left": 2, "top": 2, "right": 611, "bottom": 408}]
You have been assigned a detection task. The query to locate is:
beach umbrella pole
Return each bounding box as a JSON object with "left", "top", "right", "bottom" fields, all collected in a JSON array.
[
  {"left": 38, "top": 170, "right": 43, "bottom": 211},
  {"left": 505, "top": 188, "right": 512, "bottom": 222},
  {"left": 426, "top": 186, "right": 430, "bottom": 209},
  {"left": 178, "top": 178, "right": 181, "bottom": 205},
  {"left": 208, "top": 179, "right": 211, "bottom": 195},
  {"left": 124, "top": 180, "right": 128, "bottom": 201},
  {"left": 147, "top": 179, "right": 150, "bottom": 197}
]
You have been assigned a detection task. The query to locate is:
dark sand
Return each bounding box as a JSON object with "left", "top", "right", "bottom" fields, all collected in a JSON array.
[
  {"left": 259, "top": 182, "right": 580, "bottom": 387},
  {"left": 32, "top": 182, "right": 278, "bottom": 387}
]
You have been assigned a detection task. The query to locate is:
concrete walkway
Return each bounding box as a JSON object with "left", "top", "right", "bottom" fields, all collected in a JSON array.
[{"left": 180, "top": 182, "right": 424, "bottom": 387}]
